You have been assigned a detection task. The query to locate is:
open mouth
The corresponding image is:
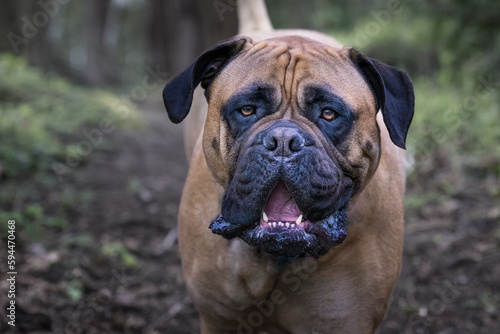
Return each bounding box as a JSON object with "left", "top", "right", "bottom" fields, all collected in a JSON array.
[{"left": 209, "top": 180, "right": 348, "bottom": 258}]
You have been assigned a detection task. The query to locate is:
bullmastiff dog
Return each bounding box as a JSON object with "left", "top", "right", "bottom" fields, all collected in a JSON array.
[{"left": 162, "top": 1, "right": 414, "bottom": 333}]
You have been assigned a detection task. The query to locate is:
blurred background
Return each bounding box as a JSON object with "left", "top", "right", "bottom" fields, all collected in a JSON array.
[{"left": 0, "top": 0, "right": 499, "bottom": 333}]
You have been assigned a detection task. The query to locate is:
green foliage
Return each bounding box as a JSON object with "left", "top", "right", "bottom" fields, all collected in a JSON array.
[
  {"left": 401, "top": 53, "right": 499, "bottom": 176},
  {"left": 0, "top": 54, "right": 141, "bottom": 178},
  {"left": 101, "top": 242, "right": 138, "bottom": 268},
  {"left": 60, "top": 187, "right": 95, "bottom": 216},
  {"left": 336, "top": 16, "right": 439, "bottom": 77},
  {"left": 0, "top": 204, "right": 66, "bottom": 239},
  {"left": 65, "top": 279, "right": 84, "bottom": 302},
  {"left": 0, "top": 102, "right": 63, "bottom": 176},
  {"left": 409, "top": 0, "right": 500, "bottom": 82},
  {"left": 0, "top": 54, "right": 145, "bottom": 244}
]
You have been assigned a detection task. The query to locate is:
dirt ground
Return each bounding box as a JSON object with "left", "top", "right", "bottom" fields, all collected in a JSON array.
[{"left": 1, "top": 98, "right": 498, "bottom": 333}]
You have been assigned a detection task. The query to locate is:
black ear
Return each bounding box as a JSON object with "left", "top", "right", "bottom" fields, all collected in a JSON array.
[
  {"left": 162, "top": 36, "right": 251, "bottom": 123},
  {"left": 347, "top": 48, "right": 415, "bottom": 149}
]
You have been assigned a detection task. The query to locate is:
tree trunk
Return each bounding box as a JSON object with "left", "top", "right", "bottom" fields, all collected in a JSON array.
[
  {"left": 148, "top": 0, "right": 237, "bottom": 77},
  {"left": 85, "top": 0, "right": 119, "bottom": 85},
  {"left": 0, "top": 0, "right": 21, "bottom": 53}
]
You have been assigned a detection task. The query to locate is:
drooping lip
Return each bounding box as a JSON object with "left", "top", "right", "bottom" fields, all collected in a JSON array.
[
  {"left": 209, "top": 178, "right": 349, "bottom": 257},
  {"left": 209, "top": 205, "right": 348, "bottom": 257}
]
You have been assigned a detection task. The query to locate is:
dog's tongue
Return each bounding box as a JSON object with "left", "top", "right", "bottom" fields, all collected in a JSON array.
[{"left": 264, "top": 181, "right": 302, "bottom": 221}]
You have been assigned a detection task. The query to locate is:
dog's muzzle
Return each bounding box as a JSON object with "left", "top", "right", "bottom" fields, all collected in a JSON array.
[{"left": 209, "top": 121, "right": 353, "bottom": 258}]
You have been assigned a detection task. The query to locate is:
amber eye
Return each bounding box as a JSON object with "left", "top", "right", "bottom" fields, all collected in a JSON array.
[
  {"left": 321, "top": 108, "right": 337, "bottom": 121},
  {"left": 239, "top": 105, "right": 256, "bottom": 116}
]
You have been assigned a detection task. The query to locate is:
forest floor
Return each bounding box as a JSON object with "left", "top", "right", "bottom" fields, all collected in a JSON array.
[{"left": 0, "top": 98, "right": 499, "bottom": 334}]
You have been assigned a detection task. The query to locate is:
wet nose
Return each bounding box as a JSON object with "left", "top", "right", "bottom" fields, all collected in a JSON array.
[{"left": 263, "top": 127, "right": 305, "bottom": 157}]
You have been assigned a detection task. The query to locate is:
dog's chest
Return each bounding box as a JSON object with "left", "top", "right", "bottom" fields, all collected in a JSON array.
[
  {"left": 222, "top": 239, "right": 280, "bottom": 298},
  {"left": 187, "top": 239, "right": 280, "bottom": 313}
]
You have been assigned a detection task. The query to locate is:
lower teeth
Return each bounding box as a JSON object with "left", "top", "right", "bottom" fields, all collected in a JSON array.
[{"left": 268, "top": 222, "right": 298, "bottom": 228}]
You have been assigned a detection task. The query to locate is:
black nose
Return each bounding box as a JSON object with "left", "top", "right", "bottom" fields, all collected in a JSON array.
[{"left": 263, "top": 127, "right": 305, "bottom": 157}]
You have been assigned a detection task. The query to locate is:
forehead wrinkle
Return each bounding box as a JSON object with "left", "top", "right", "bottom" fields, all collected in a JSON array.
[
  {"left": 239, "top": 40, "right": 290, "bottom": 63},
  {"left": 241, "top": 38, "right": 333, "bottom": 119},
  {"left": 211, "top": 43, "right": 290, "bottom": 107},
  {"left": 283, "top": 45, "right": 317, "bottom": 118},
  {"left": 248, "top": 40, "right": 294, "bottom": 118}
]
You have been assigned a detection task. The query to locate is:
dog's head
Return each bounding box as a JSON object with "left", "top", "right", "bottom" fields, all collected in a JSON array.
[{"left": 163, "top": 36, "right": 414, "bottom": 258}]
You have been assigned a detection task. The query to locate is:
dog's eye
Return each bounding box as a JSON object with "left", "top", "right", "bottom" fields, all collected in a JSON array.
[
  {"left": 321, "top": 108, "right": 337, "bottom": 121},
  {"left": 239, "top": 105, "right": 256, "bottom": 117}
]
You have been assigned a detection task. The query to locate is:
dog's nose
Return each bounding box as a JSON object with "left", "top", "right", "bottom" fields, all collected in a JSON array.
[{"left": 263, "top": 127, "right": 305, "bottom": 157}]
